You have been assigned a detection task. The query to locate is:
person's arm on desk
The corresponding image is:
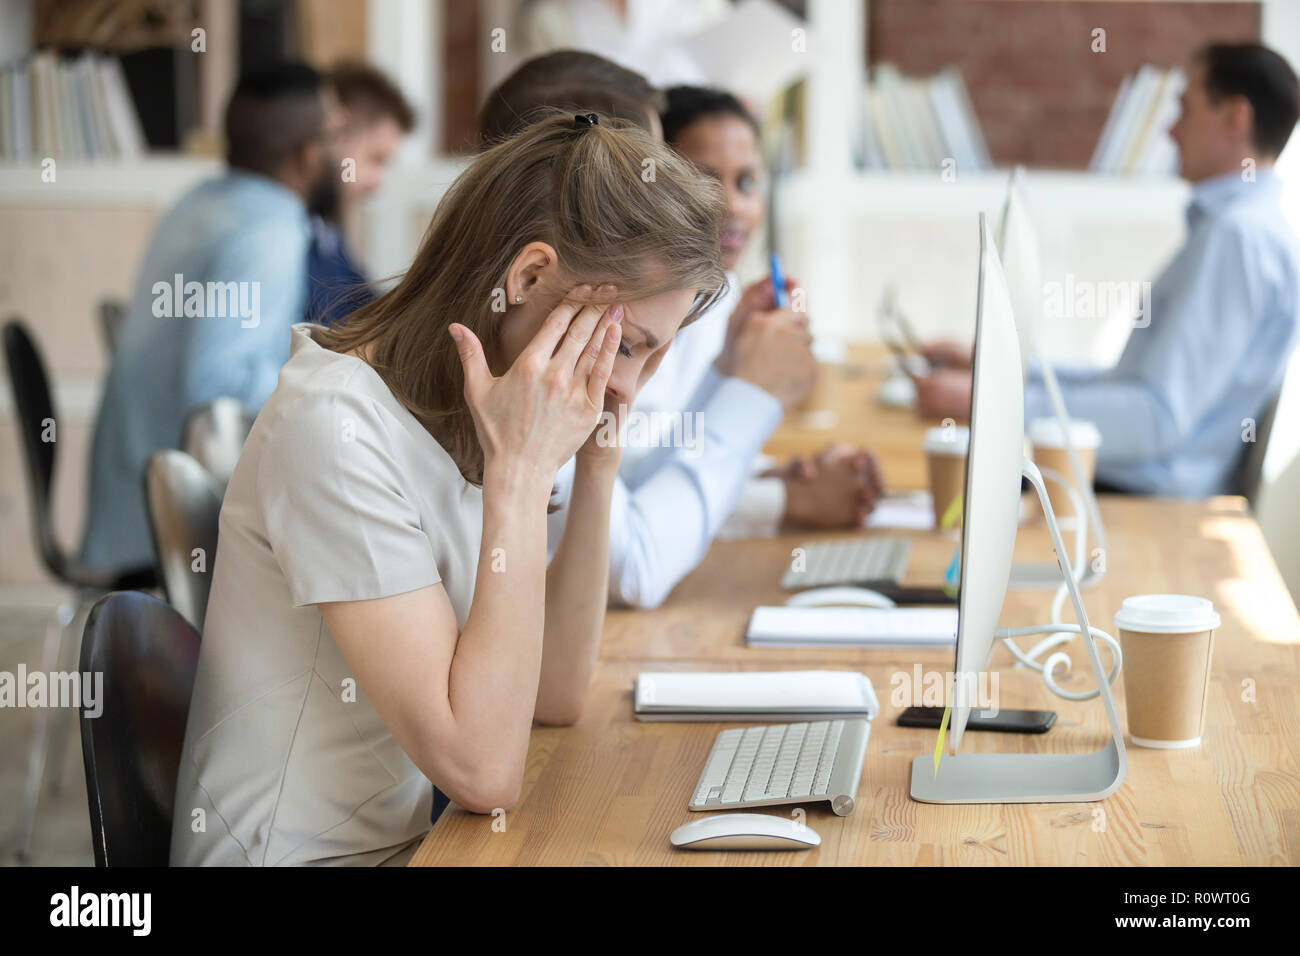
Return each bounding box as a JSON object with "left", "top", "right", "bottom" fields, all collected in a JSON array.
[
  {"left": 536, "top": 416, "right": 621, "bottom": 725},
  {"left": 599, "top": 298, "right": 817, "bottom": 608},
  {"left": 603, "top": 368, "right": 786, "bottom": 608},
  {"left": 775, "top": 443, "right": 884, "bottom": 528},
  {"left": 1025, "top": 224, "right": 1266, "bottom": 464},
  {"left": 919, "top": 339, "right": 973, "bottom": 369}
]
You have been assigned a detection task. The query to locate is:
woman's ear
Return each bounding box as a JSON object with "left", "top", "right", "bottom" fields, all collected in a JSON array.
[{"left": 505, "top": 241, "right": 560, "bottom": 306}]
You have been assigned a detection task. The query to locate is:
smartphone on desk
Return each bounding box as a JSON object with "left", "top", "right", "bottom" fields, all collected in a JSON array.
[
  {"left": 869, "top": 584, "right": 956, "bottom": 606},
  {"left": 897, "top": 706, "right": 1057, "bottom": 734}
]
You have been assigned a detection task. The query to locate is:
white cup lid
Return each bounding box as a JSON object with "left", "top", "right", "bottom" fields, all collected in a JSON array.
[
  {"left": 1113, "top": 594, "right": 1220, "bottom": 634},
  {"left": 923, "top": 425, "right": 970, "bottom": 455},
  {"left": 1028, "top": 417, "right": 1101, "bottom": 450}
]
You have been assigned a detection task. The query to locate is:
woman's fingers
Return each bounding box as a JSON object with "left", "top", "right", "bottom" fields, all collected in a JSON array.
[
  {"left": 449, "top": 324, "right": 491, "bottom": 403},
  {"left": 520, "top": 285, "right": 590, "bottom": 362},
  {"left": 557, "top": 300, "right": 610, "bottom": 369},
  {"left": 585, "top": 321, "right": 621, "bottom": 407},
  {"left": 575, "top": 305, "right": 623, "bottom": 383}
]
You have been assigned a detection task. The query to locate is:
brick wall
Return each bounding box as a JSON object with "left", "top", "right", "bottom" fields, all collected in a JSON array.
[
  {"left": 868, "top": 0, "right": 1261, "bottom": 168},
  {"left": 443, "top": 0, "right": 482, "bottom": 154}
]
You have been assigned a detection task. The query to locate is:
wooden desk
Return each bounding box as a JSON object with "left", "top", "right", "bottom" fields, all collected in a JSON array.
[
  {"left": 413, "top": 353, "right": 1300, "bottom": 866},
  {"left": 765, "top": 345, "right": 943, "bottom": 489}
]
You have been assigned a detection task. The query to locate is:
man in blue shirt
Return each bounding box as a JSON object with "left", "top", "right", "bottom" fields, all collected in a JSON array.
[
  {"left": 82, "top": 63, "right": 344, "bottom": 571},
  {"left": 915, "top": 42, "right": 1300, "bottom": 498},
  {"left": 306, "top": 62, "right": 414, "bottom": 327}
]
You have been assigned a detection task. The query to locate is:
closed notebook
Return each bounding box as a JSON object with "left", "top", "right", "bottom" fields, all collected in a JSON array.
[
  {"left": 746, "top": 606, "right": 958, "bottom": 648},
  {"left": 633, "top": 670, "right": 879, "bottom": 722}
]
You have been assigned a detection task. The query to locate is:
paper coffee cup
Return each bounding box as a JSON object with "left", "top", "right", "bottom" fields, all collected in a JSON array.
[
  {"left": 1028, "top": 417, "right": 1101, "bottom": 520},
  {"left": 1114, "top": 594, "right": 1220, "bottom": 749},
  {"left": 923, "top": 426, "right": 969, "bottom": 528}
]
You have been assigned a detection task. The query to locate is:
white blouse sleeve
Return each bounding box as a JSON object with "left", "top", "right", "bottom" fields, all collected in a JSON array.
[{"left": 256, "top": 389, "right": 440, "bottom": 607}]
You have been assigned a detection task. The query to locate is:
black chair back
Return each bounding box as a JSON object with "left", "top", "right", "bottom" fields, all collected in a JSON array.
[
  {"left": 79, "top": 591, "right": 200, "bottom": 867},
  {"left": 1235, "top": 389, "right": 1281, "bottom": 508},
  {"left": 3, "top": 318, "right": 155, "bottom": 590},
  {"left": 4, "top": 319, "right": 63, "bottom": 579}
]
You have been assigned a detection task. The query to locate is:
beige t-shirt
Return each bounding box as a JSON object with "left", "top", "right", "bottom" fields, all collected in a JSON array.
[{"left": 170, "top": 324, "right": 483, "bottom": 866}]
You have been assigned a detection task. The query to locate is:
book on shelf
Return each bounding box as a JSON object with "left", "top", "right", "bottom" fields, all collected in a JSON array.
[
  {"left": 1090, "top": 65, "right": 1185, "bottom": 175},
  {"left": 859, "top": 64, "right": 990, "bottom": 173},
  {"left": 1, "top": 50, "right": 147, "bottom": 162}
]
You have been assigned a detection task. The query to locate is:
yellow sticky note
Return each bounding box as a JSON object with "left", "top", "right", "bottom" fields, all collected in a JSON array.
[
  {"left": 940, "top": 491, "right": 963, "bottom": 530},
  {"left": 933, "top": 703, "right": 952, "bottom": 776}
]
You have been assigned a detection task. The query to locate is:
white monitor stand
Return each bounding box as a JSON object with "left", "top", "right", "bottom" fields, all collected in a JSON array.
[
  {"left": 909, "top": 458, "right": 1126, "bottom": 803},
  {"left": 1008, "top": 353, "right": 1109, "bottom": 593}
]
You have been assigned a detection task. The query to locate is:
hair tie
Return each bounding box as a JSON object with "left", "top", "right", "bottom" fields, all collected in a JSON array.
[{"left": 573, "top": 112, "right": 599, "bottom": 130}]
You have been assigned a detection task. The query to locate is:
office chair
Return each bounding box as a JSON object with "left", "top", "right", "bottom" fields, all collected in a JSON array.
[
  {"left": 144, "top": 451, "right": 223, "bottom": 632},
  {"left": 3, "top": 320, "right": 157, "bottom": 591},
  {"left": 3, "top": 318, "right": 157, "bottom": 860},
  {"left": 97, "top": 298, "right": 127, "bottom": 353},
  {"left": 182, "top": 397, "right": 254, "bottom": 489},
  {"left": 79, "top": 591, "right": 200, "bottom": 867},
  {"left": 1234, "top": 389, "right": 1280, "bottom": 509}
]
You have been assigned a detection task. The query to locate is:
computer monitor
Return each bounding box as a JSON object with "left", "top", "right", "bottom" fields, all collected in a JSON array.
[
  {"left": 909, "top": 214, "right": 1126, "bottom": 803},
  {"left": 996, "top": 167, "right": 1040, "bottom": 375},
  {"left": 998, "top": 169, "right": 1108, "bottom": 595},
  {"left": 948, "top": 214, "right": 1024, "bottom": 753}
]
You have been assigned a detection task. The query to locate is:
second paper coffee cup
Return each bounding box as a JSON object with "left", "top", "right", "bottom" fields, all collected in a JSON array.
[
  {"left": 923, "top": 425, "right": 969, "bottom": 528},
  {"left": 1114, "top": 594, "right": 1220, "bottom": 749},
  {"left": 1028, "top": 417, "right": 1101, "bottom": 520}
]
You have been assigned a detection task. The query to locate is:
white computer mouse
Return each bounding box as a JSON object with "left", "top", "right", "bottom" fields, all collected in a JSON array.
[
  {"left": 669, "top": 813, "right": 821, "bottom": 851},
  {"left": 786, "top": 586, "right": 896, "bottom": 609}
]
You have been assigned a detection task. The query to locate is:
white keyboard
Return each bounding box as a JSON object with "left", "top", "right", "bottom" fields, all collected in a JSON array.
[
  {"left": 782, "top": 538, "right": 911, "bottom": 589},
  {"left": 689, "top": 719, "right": 870, "bottom": 816}
]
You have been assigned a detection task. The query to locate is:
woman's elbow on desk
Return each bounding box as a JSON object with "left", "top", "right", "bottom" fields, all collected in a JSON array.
[
  {"left": 451, "top": 785, "right": 522, "bottom": 816},
  {"left": 431, "top": 755, "right": 524, "bottom": 815},
  {"left": 533, "top": 700, "right": 585, "bottom": 726}
]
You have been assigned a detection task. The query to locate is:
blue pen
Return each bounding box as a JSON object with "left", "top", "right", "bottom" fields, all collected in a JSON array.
[{"left": 769, "top": 252, "right": 789, "bottom": 309}]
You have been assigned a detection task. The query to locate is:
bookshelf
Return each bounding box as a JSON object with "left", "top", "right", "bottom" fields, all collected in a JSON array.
[
  {"left": 0, "top": 153, "right": 217, "bottom": 203},
  {"left": 863, "top": 0, "right": 1262, "bottom": 170},
  {"left": 776, "top": 167, "right": 1190, "bottom": 351}
]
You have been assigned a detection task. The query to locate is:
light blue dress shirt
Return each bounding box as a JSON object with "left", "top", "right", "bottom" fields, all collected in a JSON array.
[
  {"left": 1025, "top": 169, "right": 1300, "bottom": 497},
  {"left": 82, "top": 171, "right": 310, "bottom": 570}
]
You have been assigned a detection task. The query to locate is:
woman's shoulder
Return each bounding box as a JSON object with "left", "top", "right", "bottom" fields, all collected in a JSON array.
[{"left": 255, "top": 325, "right": 465, "bottom": 486}]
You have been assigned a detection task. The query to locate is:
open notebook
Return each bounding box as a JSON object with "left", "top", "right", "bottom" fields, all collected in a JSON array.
[
  {"left": 633, "top": 671, "right": 879, "bottom": 722},
  {"left": 746, "top": 606, "right": 958, "bottom": 649}
]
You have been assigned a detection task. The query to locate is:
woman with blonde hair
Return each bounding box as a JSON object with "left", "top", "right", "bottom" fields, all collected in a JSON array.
[{"left": 170, "top": 111, "right": 726, "bottom": 866}]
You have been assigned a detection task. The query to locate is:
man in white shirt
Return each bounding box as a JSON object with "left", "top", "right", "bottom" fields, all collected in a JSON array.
[{"left": 483, "top": 57, "right": 883, "bottom": 608}]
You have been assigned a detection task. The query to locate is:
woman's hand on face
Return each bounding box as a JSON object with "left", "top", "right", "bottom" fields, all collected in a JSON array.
[{"left": 450, "top": 285, "right": 623, "bottom": 486}]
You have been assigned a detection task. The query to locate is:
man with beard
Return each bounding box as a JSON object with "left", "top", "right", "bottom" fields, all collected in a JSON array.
[
  {"left": 306, "top": 62, "right": 414, "bottom": 328},
  {"left": 82, "top": 63, "right": 345, "bottom": 572}
]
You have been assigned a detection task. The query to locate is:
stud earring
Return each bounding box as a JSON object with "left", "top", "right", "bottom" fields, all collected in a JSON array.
[{"left": 514, "top": 294, "right": 522, "bottom": 303}]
